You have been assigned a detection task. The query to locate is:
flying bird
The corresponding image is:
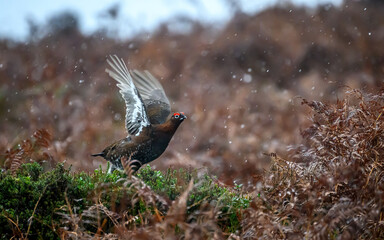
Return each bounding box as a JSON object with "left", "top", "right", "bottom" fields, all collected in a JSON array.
[{"left": 92, "top": 55, "right": 186, "bottom": 173}]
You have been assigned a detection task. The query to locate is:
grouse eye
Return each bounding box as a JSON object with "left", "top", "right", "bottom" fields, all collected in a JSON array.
[{"left": 173, "top": 113, "right": 180, "bottom": 119}]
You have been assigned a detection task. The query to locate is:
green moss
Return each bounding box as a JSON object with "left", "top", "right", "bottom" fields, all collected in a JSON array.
[
  {"left": 0, "top": 163, "right": 249, "bottom": 239},
  {"left": 137, "top": 165, "right": 250, "bottom": 232},
  {"left": 0, "top": 163, "right": 122, "bottom": 239},
  {"left": 0, "top": 163, "right": 69, "bottom": 239}
]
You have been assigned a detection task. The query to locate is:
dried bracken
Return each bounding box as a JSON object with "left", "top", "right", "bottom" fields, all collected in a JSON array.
[
  {"left": 4, "top": 129, "right": 53, "bottom": 174},
  {"left": 241, "top": 90, "right": 384, "bottom": 239}
]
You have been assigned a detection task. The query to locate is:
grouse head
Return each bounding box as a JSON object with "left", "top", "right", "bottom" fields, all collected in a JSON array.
[{"left": 171, "top": 112, "right": 187, "bottom": 124}]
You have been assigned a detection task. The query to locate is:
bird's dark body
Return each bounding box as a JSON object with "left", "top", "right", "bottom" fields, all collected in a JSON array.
[{"left": 94, "top": 120, "right": 182, "bottom": 172}]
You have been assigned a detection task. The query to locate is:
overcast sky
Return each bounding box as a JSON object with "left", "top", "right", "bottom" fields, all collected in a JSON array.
[{"left": 0, "top": 0, "right": 342, "bottom": 41}]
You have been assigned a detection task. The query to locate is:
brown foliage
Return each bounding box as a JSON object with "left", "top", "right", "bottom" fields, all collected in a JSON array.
[
  {"left": 4, "top": 128, "right": 53, "bottom": 174},
  {"left": 1, "top": 1, "right": 384, "bottom": 175},
  {"left": 240, "top": 90, "right": 384, "bottom": 239}
]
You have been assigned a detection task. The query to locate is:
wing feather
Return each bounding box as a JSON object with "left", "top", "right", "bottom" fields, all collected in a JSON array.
[
  {"left": 130, "top": 70, "right": 171, "bottom": 124},
  {"left": 106, "top": 55, "right": 150, "bottom": 136}
]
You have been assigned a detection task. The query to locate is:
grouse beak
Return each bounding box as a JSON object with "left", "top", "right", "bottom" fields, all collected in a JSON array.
[{"left": 180, "top": 112, "right": 187, "bottom": 120}]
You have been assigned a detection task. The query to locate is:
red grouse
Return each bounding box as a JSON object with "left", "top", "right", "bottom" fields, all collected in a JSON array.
[{"left": 92, "top": 55, "right": 186, "bottom": 172}]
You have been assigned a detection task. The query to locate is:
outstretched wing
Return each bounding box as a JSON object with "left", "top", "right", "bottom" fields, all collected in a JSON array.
[
  {"left": 106, "top": 55, "right": 150, "bottom": 136},
  {"left": 130, "top": 70, "right": 171, "bottom": 124}
]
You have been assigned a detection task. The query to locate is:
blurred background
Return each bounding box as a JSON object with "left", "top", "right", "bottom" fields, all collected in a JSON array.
[{"left": 0, "top": 0, "right": 383, "bottom": 186}]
